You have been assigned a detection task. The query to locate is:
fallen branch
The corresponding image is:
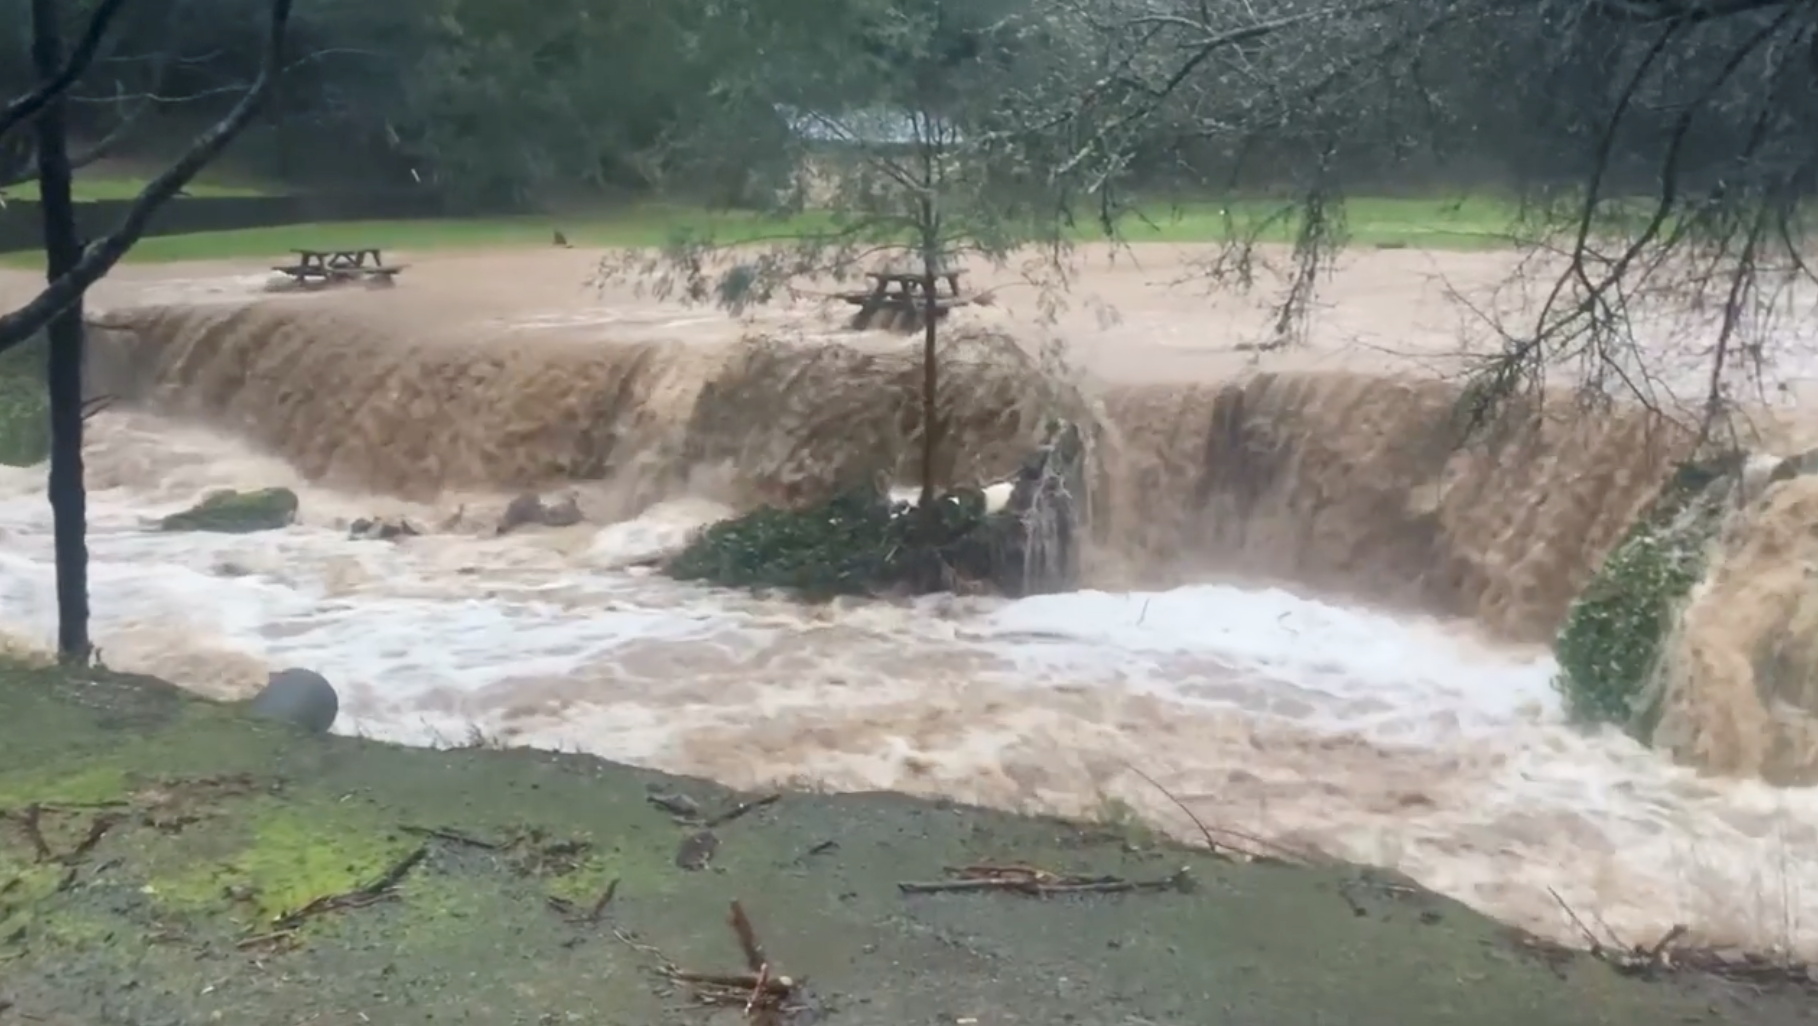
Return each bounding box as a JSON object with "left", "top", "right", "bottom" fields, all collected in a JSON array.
[
  {"left": 643, "top": 900, "right": 803, "bottom": 1018},
  {"left": 547, "top": 876, "right": 620, "bottom": 925},
  {"left": 1121, "top": 761, "right": 1315, "bottom": 865},
  {"left": 266, "top": 844, "right": 427, "bottom": 932},
  {"left": 1539, "top": 885, "right": 1817, "bottom": 989},
  {"left": 399, "top": 824, "right": 502, "bottom": 850},
  {"left": 668, "top": 969, "right": 796, "bottom": 997},
  {"left": 898, "top": 862, "right": 1193, "bottom": 897},
  {"left": 729, "top": 899, "right": 766, "bottom": 972},
  {"left": 3, "top": 805, "right": 53, "bottom": 862},
  {"left": 705, "top": 792, "right": 780, "bottom": 828},
  {"left": 63, "top": 814, "right": 115, "bottom": 863},
  {"left": 0, "top": 804, "right": 118, "bottom": 869}
]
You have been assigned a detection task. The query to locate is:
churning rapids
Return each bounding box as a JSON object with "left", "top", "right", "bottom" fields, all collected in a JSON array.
[
  {"left": 2, "top": 410, "right": 1816, "bottom": 959},
  {"left": 4, "top": 246, "right": 1818, "bottom": 962}
]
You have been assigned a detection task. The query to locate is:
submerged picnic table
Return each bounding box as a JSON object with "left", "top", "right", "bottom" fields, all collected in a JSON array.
[
  {"left": 841, "top": 269, "right": 966, "bottom": 329},
  {"left": 273, "top": 247, "right": 405, "bottom": 286}
]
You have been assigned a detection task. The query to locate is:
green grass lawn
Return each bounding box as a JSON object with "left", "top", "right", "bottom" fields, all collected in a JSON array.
[
  {"left": 1134, "top": 195, "right": 1523, "bottom": 247},
  {"left": 0, "top": 194, "right": 1531, "bottom": 269},
  {"left": 1, "top": 174, "right": 280, "bottom": 202}
]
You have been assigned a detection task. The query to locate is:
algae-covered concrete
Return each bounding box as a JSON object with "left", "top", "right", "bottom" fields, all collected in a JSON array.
[{"left": 0, "top": 663, "right": 1807, "bottom": 1026}]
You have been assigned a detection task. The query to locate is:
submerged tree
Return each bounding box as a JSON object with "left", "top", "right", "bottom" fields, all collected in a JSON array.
[
  {"left": 604, "top": 0, "right": 1100, "bottom": 519},
  {"left": 0, "top": 0, "right": 295, "bottom": 661}
]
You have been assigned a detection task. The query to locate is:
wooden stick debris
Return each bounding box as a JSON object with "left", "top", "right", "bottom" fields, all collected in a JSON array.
[
  {"left": 400, "top": 824, "right": 502, "bottom": 850},
  {"left": 729, "top": 899, "right": 766, "bottom": 972},
  {"left": 6, "top": 805, "right": 52, "bottom": 862},
  {"left": 898, "top": 862, "right": 1193, "bottom": 897},
  {"left": 269, "top": 844, "right": 428, "bottom": 931},
  {"left": 705, "top": 792, "right": 780, "bottom": 829},
  {"left": 1122, "top": 762, "right": 1314, "bottom": 865},
  {"left": 639, "top": 899, "right": 803, "bottom": 1019}
]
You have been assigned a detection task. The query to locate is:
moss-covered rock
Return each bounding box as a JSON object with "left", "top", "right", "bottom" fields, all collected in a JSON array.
[
  {"left": 668, "top": 425, "right": 1083, "bottom": 600},
  {"left": 159, "top": 487, "right": 300, "bottom": 533},
  {"left": 1552, "top": 458, "right": 1732, "bottom": 733}
]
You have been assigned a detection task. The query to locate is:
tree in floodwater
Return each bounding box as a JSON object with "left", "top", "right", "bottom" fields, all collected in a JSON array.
[
  {"left": 0, "top": 0, "right": 296, "bottom": 661},
  {"left": 603, "top": 0, "right": 1110, "bottom": 525}
]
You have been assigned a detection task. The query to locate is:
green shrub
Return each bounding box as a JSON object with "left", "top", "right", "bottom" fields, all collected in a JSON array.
[
  {"left": 1552, "top": 461, "right": 1727, "bottom": 732},
  {"left": 666, "top": 487, "right": 1017, "bottom": 599}
]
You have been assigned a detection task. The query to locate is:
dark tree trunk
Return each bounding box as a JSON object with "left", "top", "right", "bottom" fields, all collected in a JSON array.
[
  {"left": 918, "top": 256, "right": 940, "bottom": 528},
  {"left": 31, "top": 0, "right": 93, "bottom": 663}
]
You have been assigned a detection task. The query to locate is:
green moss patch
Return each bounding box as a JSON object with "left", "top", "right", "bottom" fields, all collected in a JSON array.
[
  {"left": 1553, "top": 459, "right": 1731, "bottom": 733},
  {"left": 1, "top": 653, "right": 1812, "bottom": 1025}
]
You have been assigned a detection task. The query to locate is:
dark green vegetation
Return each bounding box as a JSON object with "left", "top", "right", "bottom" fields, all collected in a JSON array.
[
  {"left": 0, "top": 194, "right": 1529, "bottom": 268},
  {"left": 0, "top": 332, "right": 48, "bottom": 467},
  {"left": 1551, "top": 462, "right": 1726, "bottom": 733},
  {"left": 157, "top": 486, "right": 300, "bottom": 533},
  {"left": 670, "top": 489, "right": 996, "bottom": 598},
  {"left": 670, "top": 426, "right": 1080, "bottom": 600},
  {"left": 2, "top": 659, "right": 1812, "bottom": 1026},
  {"left": 669, "top": 488, "right": 1041, "bottom": 599}
]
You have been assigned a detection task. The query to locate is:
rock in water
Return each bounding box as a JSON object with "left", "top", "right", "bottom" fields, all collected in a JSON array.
[
  {"left": 246, "top": 668, "right": 340, "bottom": 733},
  {"left": 495, "top": 492, "right": 584, "bottom": 535},
  {"left": 349, "top": 516, "right": 421, "bottom": 541},
  {"left": 159, "top": 488, "right": 300, "bottom": 533}
]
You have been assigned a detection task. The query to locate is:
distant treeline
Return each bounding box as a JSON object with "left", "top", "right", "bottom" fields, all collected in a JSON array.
[{"left": 0, "top": 192, "right": 450, "bottom": 255}]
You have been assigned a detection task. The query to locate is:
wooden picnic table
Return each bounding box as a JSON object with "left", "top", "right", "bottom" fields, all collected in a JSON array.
[
  {"left": 272, "top": 247, "right": 404, "bottom": 287},
  {"left": 294, "top": 247, "right": 383, "bottom": 270},
  {"left": 841, "top": 269, "right": 966, "bottom": 330}
]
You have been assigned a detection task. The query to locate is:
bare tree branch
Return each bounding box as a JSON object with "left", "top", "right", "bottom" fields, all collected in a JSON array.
[
  {"left": 0, "top": 0, "right": 135, "bottom": 141},
  {"left": 0, "top": 0, "right": 297, "bottom": 355}
]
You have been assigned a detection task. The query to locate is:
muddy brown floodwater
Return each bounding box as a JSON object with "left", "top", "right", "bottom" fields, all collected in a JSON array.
[{"left": 3, "top": 239, "right": 1818, "bottom": 976}]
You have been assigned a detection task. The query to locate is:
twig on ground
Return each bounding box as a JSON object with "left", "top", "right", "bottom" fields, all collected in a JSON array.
[
  {"left": 1121, "top": 762, "right": 1314, "bottom": 866},
  {"left": 1, "top": 804, "right": 117, "bottom": 871},
  {"left": 63, "top": 815, "right": 117, "bottom": 863},
  {"left": 1547, "top": 885, "right": 1627, "bottom": 956},
  {"left": 705, "top": 793, "right": 781, "bottom": 829},
  {"left": 792, "top": 839, "right": 839, "bottom": 865},
  {"left": 657, "top": 900, "right": 802, "bottom": 1018},
  {"left": 264, "top": 844, "right": 428, "bottom": 933},
  {"left": 4, "top": 806, "right": 53, "bottom": 862},
  {"left": 729, "top": 899, "right": 766, "bottom": 972},
  {"left": 400, "top": 824, "right": 502, "bottom": 850},
  {"left": 1546, "top": 886, "right": 1714, "bottom": 980},
  {"left": 898, "top": 862, "right": 1193, "bottom": 897},
  {"left": 589, "top": 877, "right": 620, "bottom": 921},
  {"left": 549, "top": 876, "right": 621, "bottom": 925}
]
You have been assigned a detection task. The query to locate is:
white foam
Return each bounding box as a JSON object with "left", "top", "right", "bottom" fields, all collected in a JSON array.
[{"left": 5, "top": 415, "right": 1818, "bottom": 960}]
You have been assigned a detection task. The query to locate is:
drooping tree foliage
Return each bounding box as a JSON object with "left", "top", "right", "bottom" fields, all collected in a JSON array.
[{"left": 1063, "top": 0, "right": 1818, "bottom": 432}]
